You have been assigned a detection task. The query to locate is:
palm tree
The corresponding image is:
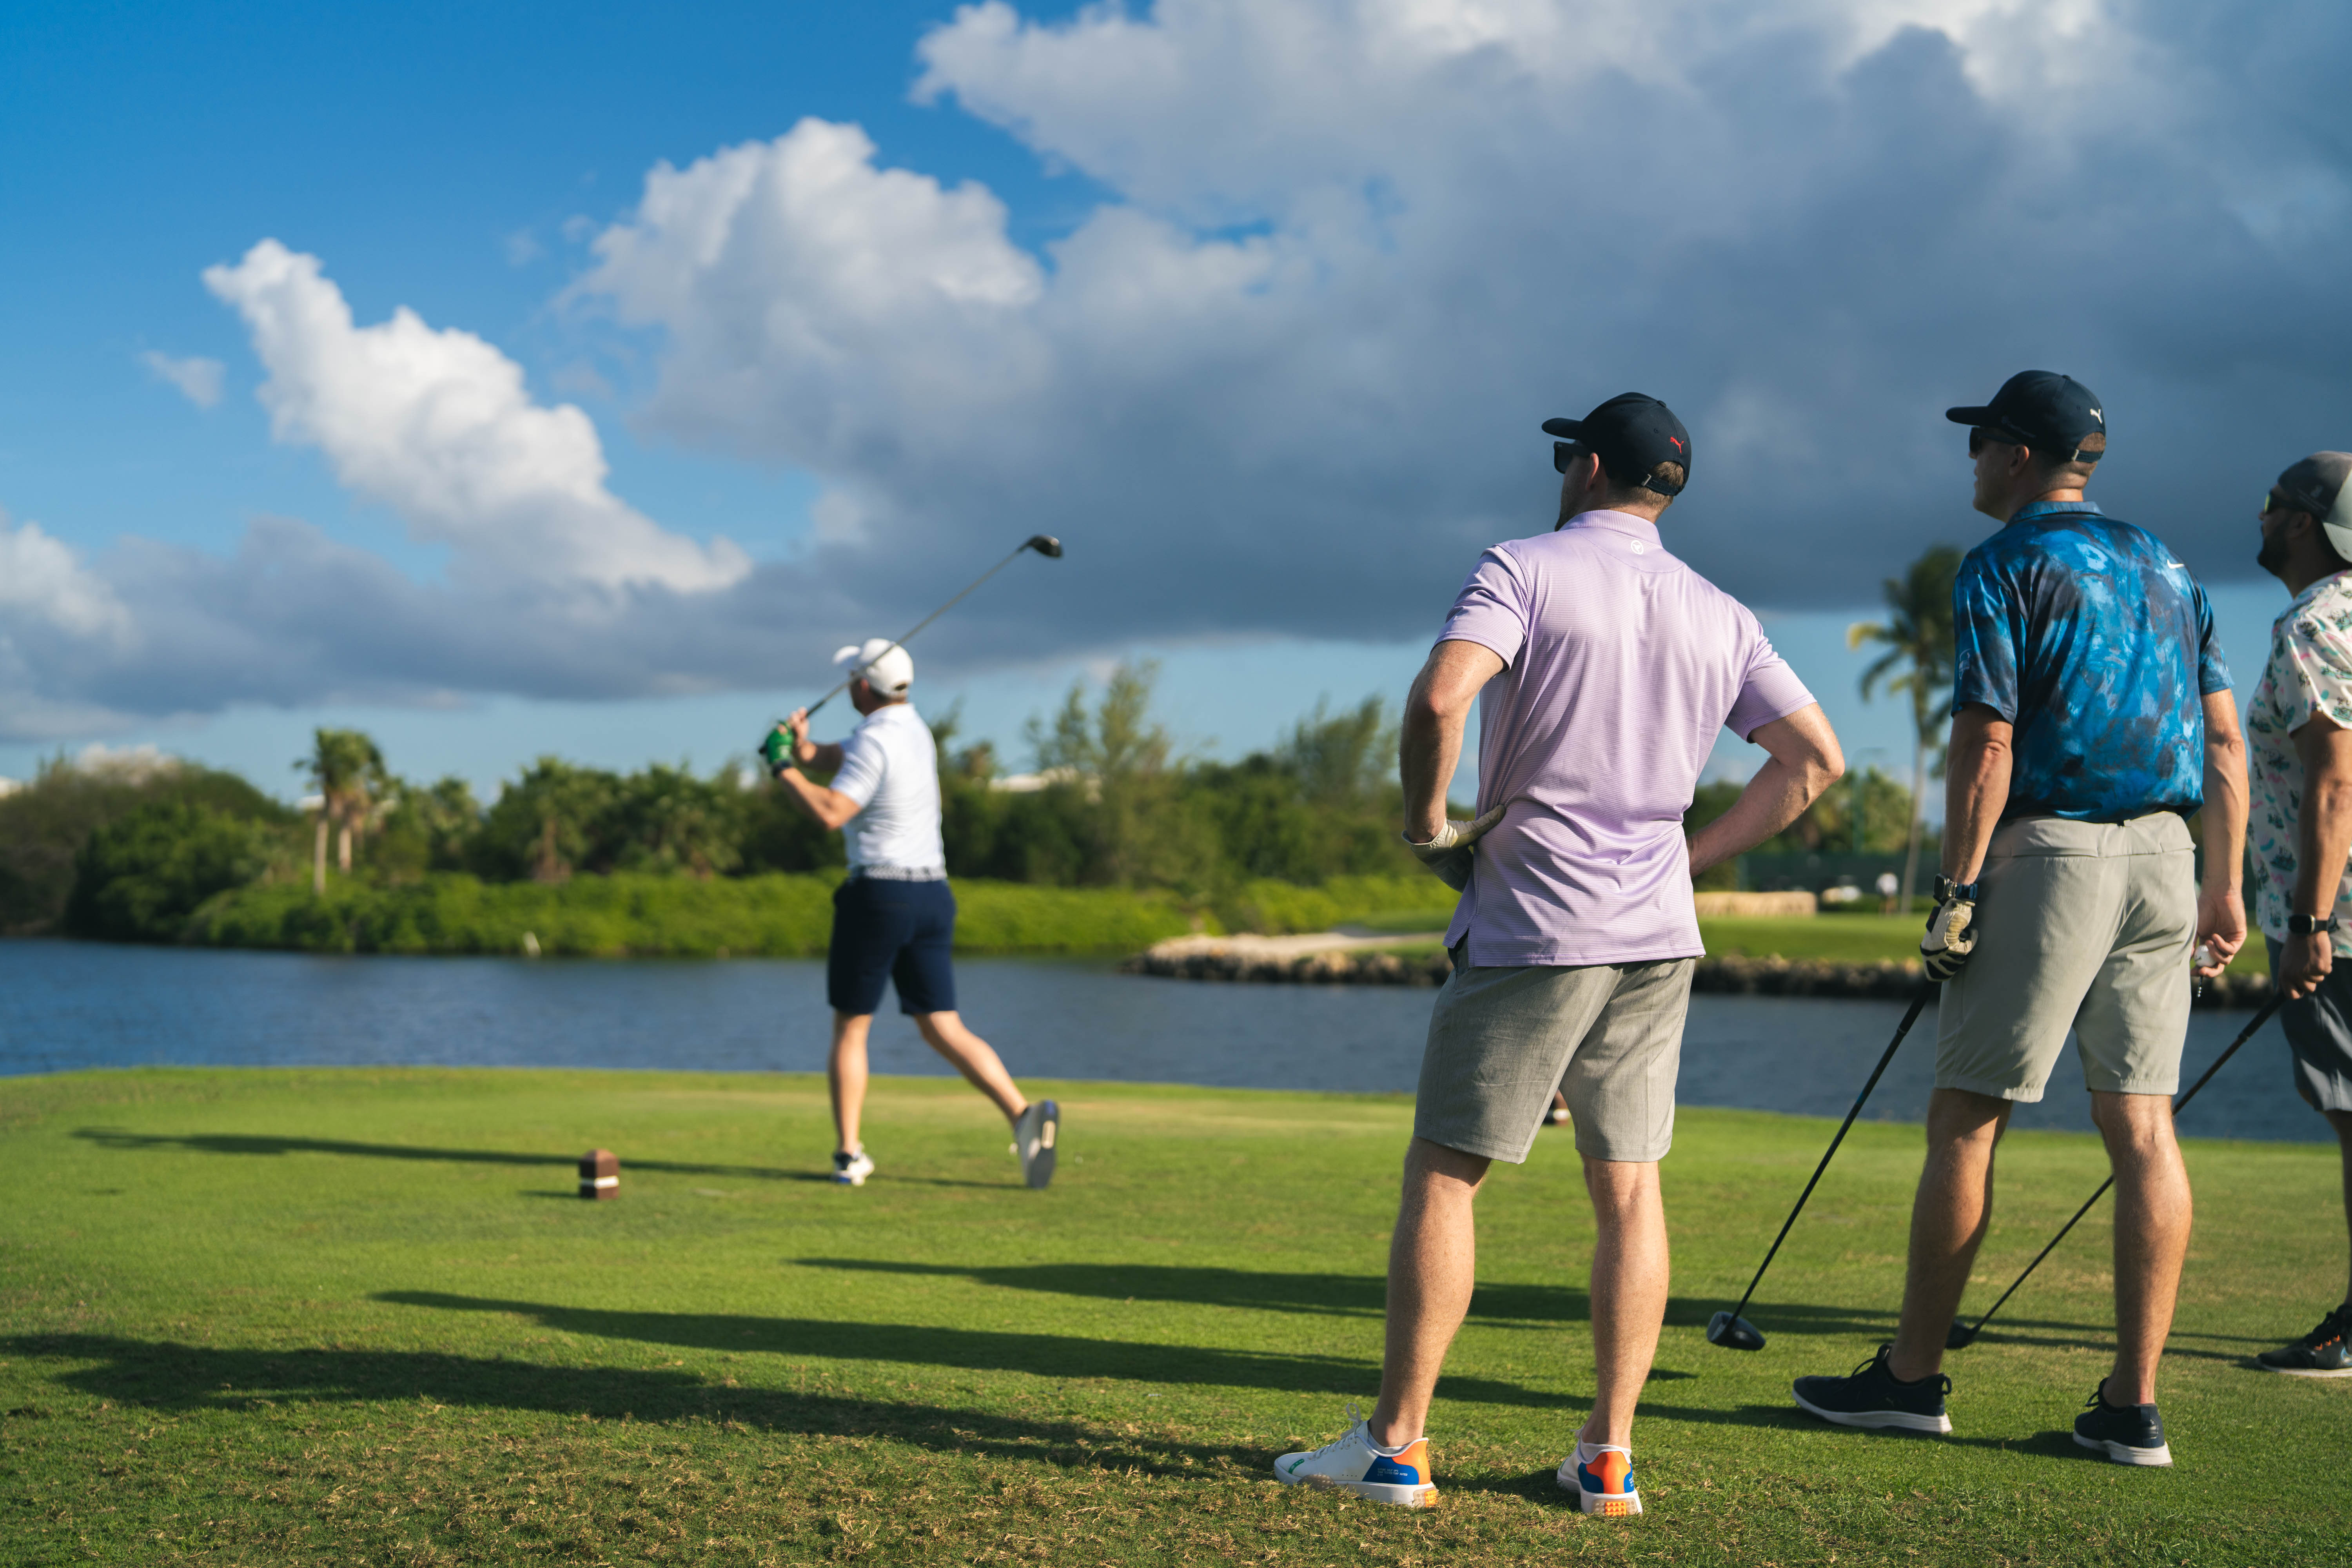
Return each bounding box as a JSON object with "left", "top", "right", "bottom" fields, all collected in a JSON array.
[
  {"left": 1848, "top": 545, "right": 1964, "bottom": 912},
  {"left": 297, "top": 729, "right": 388, "bottom": 894}
]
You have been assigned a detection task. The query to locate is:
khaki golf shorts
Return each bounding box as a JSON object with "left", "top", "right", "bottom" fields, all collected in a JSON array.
[
  {"left": 1414, "top": 948, "right": 1695, "bottom": 1164},
  {"left": 1936, "top": 812, "right": 2195, "bottom": 1102}
]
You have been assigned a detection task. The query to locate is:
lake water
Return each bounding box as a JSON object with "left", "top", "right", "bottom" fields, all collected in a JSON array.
[{"left": 0, "top": 939, "right": 2325, "bottom": 1143}]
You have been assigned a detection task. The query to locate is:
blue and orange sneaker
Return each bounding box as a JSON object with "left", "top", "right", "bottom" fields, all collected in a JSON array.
[
  {"left": 1273, "top": 1408, "right": 1437, "bottom": 1507},
  {"left": 1557, "top": 1439, "right": 1641, "bottom": 1517}
]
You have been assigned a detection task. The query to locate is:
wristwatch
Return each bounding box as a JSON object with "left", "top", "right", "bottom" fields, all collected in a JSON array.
[
  {"left": 2288, "top": 913, "right": 2338, "bottom": 935},
  {"left": 1934, "top": 875, "right": 1980, "bottom": 903}
]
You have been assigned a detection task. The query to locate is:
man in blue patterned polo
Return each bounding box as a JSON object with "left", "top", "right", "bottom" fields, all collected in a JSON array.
[{"left": 1792, "top": 372, "right": 2249, "bottom": 1467}]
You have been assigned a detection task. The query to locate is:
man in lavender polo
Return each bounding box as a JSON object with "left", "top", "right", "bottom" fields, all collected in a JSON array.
[{"left": 1275, "top": 393, "right": 1845, "bottom": 1515}]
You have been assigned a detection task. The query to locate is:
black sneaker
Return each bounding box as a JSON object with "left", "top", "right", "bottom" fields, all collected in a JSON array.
[
  {"left": 2255, "top": 1304, "right": 2352, "bottom": 1377},
  {"left": 2072, "top": 1380, "right": 2171, "bottom": 1466},
  {"left": 1792, "top": 1345, "right": 1953, "bottom": 1434}
]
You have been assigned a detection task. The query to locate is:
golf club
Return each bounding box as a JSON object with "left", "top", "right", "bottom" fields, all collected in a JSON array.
[
  {"left": 1707, "top": 981, "right": 1937, "bottom": 1352},
  {"left": 781, "top": 534, "right": 1062, "bottom": 747},
  {"left": 1944, "top": 993, "right": 2282, "bottom": 1349}
]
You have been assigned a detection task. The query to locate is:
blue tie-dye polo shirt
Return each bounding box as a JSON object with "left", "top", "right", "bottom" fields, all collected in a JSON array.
[{"left": 1950, "top": 501, "right": 2230, "bottom": 822}]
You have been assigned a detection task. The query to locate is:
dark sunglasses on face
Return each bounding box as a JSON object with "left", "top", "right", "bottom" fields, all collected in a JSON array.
[
  {"left": 1553, "top": 441, "right": 1586, "bottom": 475},
  {"left": 1967, "top": 427, "right": 2020, "bottom": 457}
]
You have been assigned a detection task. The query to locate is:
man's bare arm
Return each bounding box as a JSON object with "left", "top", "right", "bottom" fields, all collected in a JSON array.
[
  {"left": 775, "top": 770, "right": 862, "bottom": 831},
  {"left": 2194, "top": 689, "right": 2250, "bottom": 976},
  {"left": 1940, "top": 704, "right": 2014, "bottom": 883},
  {"left": 1688, "top": 704, "right": 1846, "bottom": 877},
  {"left": 1400, "top": 640, "right": 1507, "bottom": 841},
  {"left": 2279, "top": 711, "right": 2352, "bottom": 998}
]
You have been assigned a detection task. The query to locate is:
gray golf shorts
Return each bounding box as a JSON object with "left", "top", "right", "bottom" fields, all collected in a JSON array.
[
  {"left": 1414, "top": 947, "right": 1695, "bottom": 1165},
  {"left": 2263, "top": 938, "right": 2352, "bottom": 1115},
  {"left": 1936, "top": 813, "right": 2195, "bottom": 1102}
]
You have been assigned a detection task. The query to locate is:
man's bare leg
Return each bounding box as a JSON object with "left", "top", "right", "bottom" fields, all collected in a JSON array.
[
  {"left": 2092, "top": 1089, "right": 2192, "bottom": 1405},
  {"left": 1580, "top": 1157, "right": 1668, "bottom": 1449},
  {"left": 830, "top": 1011, "right": 873, "bottom": 1153},
  {"left": 913, "top": 1011, "right": 1027, "bottom": 1124},
  {"left": 1369, "top": 1137, "right": 1489, "bottom": 1448},
  {"left": 1886, "top": 1088, "right": 2013, "bottom": 1382}
]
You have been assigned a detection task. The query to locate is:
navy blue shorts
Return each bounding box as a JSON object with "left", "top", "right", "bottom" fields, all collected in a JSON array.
[{"left": 828, "top": 876, "right": 957, "bottom": 1017}]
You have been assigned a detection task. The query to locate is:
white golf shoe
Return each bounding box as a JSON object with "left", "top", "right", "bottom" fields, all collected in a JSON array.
[
  {"left": 1273, "top": 1410, "right": 1437, "bottom": 1507},
  {"left": 831, "top": 1149, "right": 874, "bottom": 1187},
  {"left": 1013, "top": 1100, "right": 1058, "bottom": 1188}
]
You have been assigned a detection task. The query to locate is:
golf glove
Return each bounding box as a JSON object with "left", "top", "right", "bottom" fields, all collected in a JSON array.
[
  {"left": 760, "top": 724, "right": 793, "bottom": 774},
  {"left": 1402, "top": 805, "right": 1507, "bottom": 891},
  {"left": 1920, "top": 877, "right": 1979, "bottom": 981}
]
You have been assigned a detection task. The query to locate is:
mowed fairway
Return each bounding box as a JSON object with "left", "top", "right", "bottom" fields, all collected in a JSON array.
[{"left": 3, "top": 1069, "right": 2344, "bottom": 1566}]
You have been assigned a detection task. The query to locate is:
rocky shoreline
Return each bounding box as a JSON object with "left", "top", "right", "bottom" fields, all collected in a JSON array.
[{"left": 1120, "top": 943, "right": 2275, "bottom": 1009}]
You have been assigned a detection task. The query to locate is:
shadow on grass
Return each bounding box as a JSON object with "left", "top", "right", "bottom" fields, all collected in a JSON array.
[
  {"left": 1, "top": 1334, "right": 1259, "bottom": 1476},
  {"left": 372, "top": 1291, "right": 1565, "bottom": 1407},
  {"left": 795, "top": 1259, "right": 1906, "bottom": 1339},
  {"left": 71, "top": 1129, "right": 1019, "bottom": 1190}
]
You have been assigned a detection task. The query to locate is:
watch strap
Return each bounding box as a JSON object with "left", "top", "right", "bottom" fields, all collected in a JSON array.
[{"left": 2288, "top": 913, "right": 2338, "bottom": 935}]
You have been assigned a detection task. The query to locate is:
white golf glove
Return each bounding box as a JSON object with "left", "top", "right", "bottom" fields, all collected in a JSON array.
[
  {"left": 1402, "top": 805, "right": 1507, "bottom": 891},
  {"left": 1920, "top": 876, "right": 1979, "bottom": 982}
]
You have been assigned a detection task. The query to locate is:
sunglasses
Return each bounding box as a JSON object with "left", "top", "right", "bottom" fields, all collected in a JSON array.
[
  {"left": 1967, "top": 427, "right": 2020, "bottom": 457},
  {"left": 1553, "top": 441, "right": 1587, "bottom": 475}
]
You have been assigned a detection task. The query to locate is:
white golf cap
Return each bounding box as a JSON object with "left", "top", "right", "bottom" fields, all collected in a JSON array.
[{"left": 833, "top": 638, "right": 913, "bottom": 697}]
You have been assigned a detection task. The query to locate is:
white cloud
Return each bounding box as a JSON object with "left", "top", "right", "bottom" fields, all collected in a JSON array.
[
  {"left": 0, "top": 510, "right": 132, "bottom": 643},
  {"left": 204, "top": 240, "right": 751, "bottom": 594},
  {"left": 9, "top": 0, "right": 2352, "bottom": 742},
  {"left": 140, "top": 350, "right": 224, "bottom": 408},
  {"left": 503, "top": 227, "right": 544, "bottom": 266}
]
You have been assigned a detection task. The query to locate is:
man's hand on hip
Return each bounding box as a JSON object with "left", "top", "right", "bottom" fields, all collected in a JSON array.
[
  {"left": 2279, "top": 931, "right": 2333, "bottom": 1000},
  {"left": 1402, "top": 805, "right": 1506, "bottom": 892}
]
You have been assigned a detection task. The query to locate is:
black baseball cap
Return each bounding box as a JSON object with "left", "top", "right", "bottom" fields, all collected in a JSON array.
[
  {"left": 1945, "top": 370, "right": 2107, "bottom": 460},
  {"left": 1543, "top": 393, "right": 1691, "bottom": 495}
]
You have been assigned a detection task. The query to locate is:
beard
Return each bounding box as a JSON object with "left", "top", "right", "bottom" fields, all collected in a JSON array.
[{"left": 2257, "top": 530, "right": 2291, "bottom": 576}]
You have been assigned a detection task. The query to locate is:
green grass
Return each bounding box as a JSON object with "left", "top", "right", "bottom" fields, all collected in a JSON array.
[{"left": 4, "top": 1069, "right": 2343, "bottom": 1566}]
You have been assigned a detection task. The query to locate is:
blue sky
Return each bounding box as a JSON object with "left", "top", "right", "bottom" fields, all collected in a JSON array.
[{"left": 2, "top": 0, "right": 2344, "bottom": 808}]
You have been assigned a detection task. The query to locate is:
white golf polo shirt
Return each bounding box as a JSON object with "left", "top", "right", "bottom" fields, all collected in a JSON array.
[{"left": 832, "top": 702, "right": 946, "bottom": 874}]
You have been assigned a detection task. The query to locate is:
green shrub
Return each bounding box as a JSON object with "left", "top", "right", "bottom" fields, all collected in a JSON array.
[
  {"left": 186, "top": 872, "right": 1203, "bottom": 957},
  {"left": 64, "top": 802, "right": 275, "bottom": 942}
]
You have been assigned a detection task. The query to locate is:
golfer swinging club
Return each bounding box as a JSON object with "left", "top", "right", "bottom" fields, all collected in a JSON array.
[
  {"left": 763, "top": 639, "right": 1058, "bottom": 1189},
  {"left": 1793, "top": 372, "right": 2246, "bottom": 1465},
  {"left": 1276, "top": 394, "right": 1844, "bottom": 1514}
]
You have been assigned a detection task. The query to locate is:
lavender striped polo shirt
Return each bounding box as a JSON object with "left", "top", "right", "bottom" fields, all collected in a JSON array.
[{"left": 1438, "top": 509, "right": 1815, "bottom": 967}]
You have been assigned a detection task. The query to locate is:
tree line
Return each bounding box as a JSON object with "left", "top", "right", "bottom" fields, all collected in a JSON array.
[{"left": 4, "top": 639, "right": 1949, "bottom": 943}]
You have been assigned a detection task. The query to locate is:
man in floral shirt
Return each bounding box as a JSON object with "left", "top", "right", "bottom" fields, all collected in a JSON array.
[{"left": 2246, "top": 450, "right": 2352, "bottom": 1377}]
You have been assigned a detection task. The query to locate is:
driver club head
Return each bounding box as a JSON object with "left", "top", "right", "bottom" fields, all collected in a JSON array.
[
  {"left": 1706, "top": 1310, "right": 1766, "bottom": 1352},
  {"left": 1024, "top": 534, "right": 1064, "bottom": 558},
  {"left": 1944, "top": 1320, "right": 1979, "bottom": 1350}
]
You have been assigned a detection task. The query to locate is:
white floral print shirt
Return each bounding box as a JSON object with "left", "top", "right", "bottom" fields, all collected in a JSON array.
[{"left": 2247, "top": 571, "right": 2352, "bottom": 951}]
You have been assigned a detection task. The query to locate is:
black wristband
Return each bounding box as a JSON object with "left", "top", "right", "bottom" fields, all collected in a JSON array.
[
  {"left": 1934, "top": 875, "right": 1979, "bottom": 903},
  {"left": 2288, "top": 913, "right": 2337, "bottom": 935}
]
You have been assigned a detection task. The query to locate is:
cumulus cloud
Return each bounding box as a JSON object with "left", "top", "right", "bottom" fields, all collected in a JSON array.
[
  {"left": 9, "top": 0, "right": 2352, "bottom": 739},
  {"left": 204, "top": 240, "right": 750, "bottom": 593},
  {"left": 140, "top": 350, "right": 223, "bottom": 408},
  {"left": 584, "top": 0, "right": 2352, "bottom": 642}
]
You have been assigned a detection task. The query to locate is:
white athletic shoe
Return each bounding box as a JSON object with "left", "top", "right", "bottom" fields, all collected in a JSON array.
[
  {"left": 831, "top": 1149, "right": 874, "bottom": 1187},
  {"left": 1013, "top": 1100, "right": 1059, "bottom": 1189},
  {"left": 1273, "top": 1409, "right": 1437, "bottom": 1507},
  {"left": 1557, "top": 1439, "right": 1642, "bottom": 1517}
]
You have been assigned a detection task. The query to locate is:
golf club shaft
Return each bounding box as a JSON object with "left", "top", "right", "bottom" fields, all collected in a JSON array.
[
  {"left": 788, "top": 539, "right": 1042, "bottom": 734},
  {"left": 1723, "top": 982, "right": 1935, "bottom": 1326},
  {"left": 1955, "top": 993, "right": 2282, "bottom": 1341}
]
